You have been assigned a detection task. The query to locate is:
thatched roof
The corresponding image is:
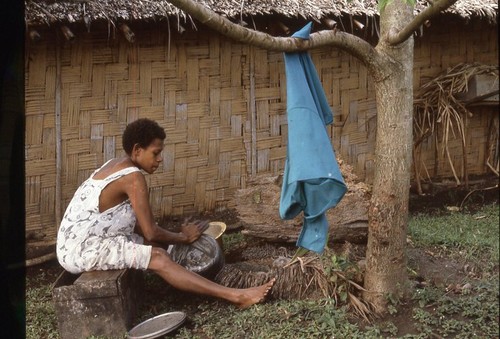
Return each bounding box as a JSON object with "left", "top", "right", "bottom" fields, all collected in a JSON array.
[{"left": 26, "top": 0, "right": 498, "bottom": 28}]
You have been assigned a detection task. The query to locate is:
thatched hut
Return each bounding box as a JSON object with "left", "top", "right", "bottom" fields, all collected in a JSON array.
[{"left": 25, "top": 1, "right": 498, "bottom": 243}]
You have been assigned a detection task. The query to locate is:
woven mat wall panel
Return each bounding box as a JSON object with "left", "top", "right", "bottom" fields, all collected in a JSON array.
[
  {"left": 413, "top": 20, "right": 498, "bottom": 180},
  {"left": 25, "top": 20, "right": 497, "bottom": 241}
]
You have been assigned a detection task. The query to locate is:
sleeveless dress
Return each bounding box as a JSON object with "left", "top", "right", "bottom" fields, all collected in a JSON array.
[{"left": 56, "top": 161, "right": 152, "bottom": 274}]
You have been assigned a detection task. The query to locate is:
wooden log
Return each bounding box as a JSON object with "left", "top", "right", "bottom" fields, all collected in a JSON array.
[
  {"left": 234, "top": 172, "right": 370, "bottom": 244},
  {"left": 240, "top": 219, "right": 368, "bottom": 244},
  {"left": 26, "top": 251, "right": 56, "bottom": 267}
]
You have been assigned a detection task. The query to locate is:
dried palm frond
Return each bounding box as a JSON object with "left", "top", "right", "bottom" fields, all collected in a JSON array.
[
  {"left": 348, "top": 291, "right": 376, "bottom": 323},
  {"left": 413, "top": 63, "right": 499, "bottom": 194},
  {"left": 214, "top": 246, "right": 376, "bottom": 321}
]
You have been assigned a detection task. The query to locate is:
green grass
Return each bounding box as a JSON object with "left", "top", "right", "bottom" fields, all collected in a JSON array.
[
  {"left": 405, "top": 279, "right": 499, "bottom": 338},
  {"left": 26, "top": 203, "right": 499, "bottom": 339},
  {"left": 221, "top": 231, "right": 246, "bottom": 252},
  {"left": 409, "top": 203, "right": 499, "bottom": 263},
  {"left": 175, "top": 299, "right": 384, "bottom": 339},
  {"left": 25, "top": 282, "right": 59, "bottom": 339},
  {"left": 405, "top": 203, "right": 499, "bottom": 338}
]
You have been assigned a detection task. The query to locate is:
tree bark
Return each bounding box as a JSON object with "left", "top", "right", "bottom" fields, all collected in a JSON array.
[
  {"left": 166, "top": 0, "right": 377, "bottom": 58},
  {"left": 362, "top": 0, "right": 415, "bottom": 312}
]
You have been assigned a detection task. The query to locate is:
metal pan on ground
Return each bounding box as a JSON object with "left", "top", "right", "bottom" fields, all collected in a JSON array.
[{"left": 127, "top": 311, "right": 186, "bottom": 339}]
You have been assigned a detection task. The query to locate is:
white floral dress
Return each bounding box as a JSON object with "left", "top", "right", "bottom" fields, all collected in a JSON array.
[{"left": 56, "top": 161, "right": 152, "bottom": 274}]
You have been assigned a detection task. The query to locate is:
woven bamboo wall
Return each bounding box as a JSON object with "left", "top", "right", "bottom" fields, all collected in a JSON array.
[
  {"left": 25, "top": 19, "right": 498, "bottom": 241},
  {"left": 412, "top": 19, "right": 499, "bottom": 182}
]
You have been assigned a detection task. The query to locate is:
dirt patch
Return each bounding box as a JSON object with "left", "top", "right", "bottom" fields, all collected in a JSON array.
[
  {"left": 25, "top": 176, "right": 498, "bottom": 337},
  {"left": 25, "top": 259, "right": 63, "bottom": 289},
  {"left": 25, "top": 243, "right": 475, "bottom": 338},
  {"left": 408, "top": 247, "right": 466, "bottom": 287}
]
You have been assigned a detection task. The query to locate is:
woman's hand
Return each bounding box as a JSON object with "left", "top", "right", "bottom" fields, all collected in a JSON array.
[{"left": 180, "top": 217, "right": 209, "bottom": 244}]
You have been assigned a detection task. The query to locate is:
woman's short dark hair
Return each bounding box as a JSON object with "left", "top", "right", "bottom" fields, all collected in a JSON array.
[{"left": 122, "top": 118, "right": 166, "bottom": 155}]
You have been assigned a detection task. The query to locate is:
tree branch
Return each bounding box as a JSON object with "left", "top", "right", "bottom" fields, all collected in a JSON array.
[
  {"left": 165, "top": 0, "right": 377, "bottom": 64},
  {"left": 386, "top": 0, "right": 460, "bottom": 45}
]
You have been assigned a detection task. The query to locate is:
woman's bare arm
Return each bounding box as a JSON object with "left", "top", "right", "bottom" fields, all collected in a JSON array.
[{"left": 123, "top": 171, "right": 206, "bottom": 244}]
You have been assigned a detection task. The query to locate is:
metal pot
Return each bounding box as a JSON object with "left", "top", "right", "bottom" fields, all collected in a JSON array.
[{"left": 170, "top": 234, "right": 225, "bottom": 279}]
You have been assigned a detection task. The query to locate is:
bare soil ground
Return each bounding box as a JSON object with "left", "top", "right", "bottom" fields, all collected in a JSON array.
[{"left": 25, "top": 175, "right": 499, "bottom": 336}]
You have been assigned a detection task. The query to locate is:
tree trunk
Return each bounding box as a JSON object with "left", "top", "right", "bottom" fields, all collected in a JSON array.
[{"left": 363, "top": 1, "right": 414, "bottom": 312}]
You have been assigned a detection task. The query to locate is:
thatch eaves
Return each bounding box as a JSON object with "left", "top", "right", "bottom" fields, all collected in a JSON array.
[{"left": 25, "top": 0, "right": 498, "bottom": 28}]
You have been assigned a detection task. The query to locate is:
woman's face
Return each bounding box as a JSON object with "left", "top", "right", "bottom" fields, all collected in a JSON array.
[{"left": 134, "top": 138, "right": 164, "bottom": 174}]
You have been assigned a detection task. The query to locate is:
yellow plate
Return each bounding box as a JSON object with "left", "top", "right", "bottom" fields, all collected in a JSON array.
[{"left": 203, "top": 221, "right": 226, "bottom": 239}]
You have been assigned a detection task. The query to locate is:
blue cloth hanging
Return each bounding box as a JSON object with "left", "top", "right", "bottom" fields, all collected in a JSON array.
[{"left": 279, "top": 22, "right": 347, "bottom": 254}]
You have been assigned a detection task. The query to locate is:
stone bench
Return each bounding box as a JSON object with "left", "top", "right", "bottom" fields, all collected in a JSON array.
[{"left": 52, "top": 268, "right": 143, "bottom": 339}]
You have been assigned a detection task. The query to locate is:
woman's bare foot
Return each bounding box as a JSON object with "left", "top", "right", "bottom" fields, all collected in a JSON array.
[{"left": 234, "top": 278, "right": 276, "bottom": 309}]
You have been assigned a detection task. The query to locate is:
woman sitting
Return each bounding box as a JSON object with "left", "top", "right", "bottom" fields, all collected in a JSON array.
[{"left": 56, "top": 118, "right": 274, "bottom": 308}]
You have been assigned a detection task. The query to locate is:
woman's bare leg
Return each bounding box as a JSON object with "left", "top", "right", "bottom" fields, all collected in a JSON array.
[{"left": 147, "top": 247, "right": 275, "bottom": 309}]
